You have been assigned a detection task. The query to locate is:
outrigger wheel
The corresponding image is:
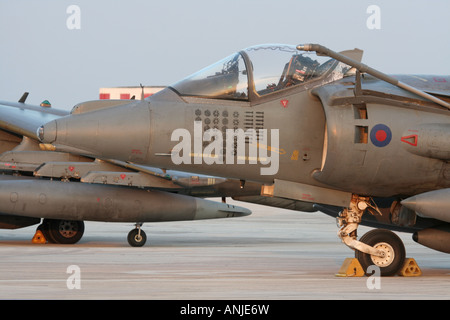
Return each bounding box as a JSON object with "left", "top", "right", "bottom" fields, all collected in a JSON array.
[
  {"left": 39, "top": 219, "right": 85, "bottom": 244},
  {"left": 127, "top": 223, "right": 147, "bottom": 247},
  {"left": 355, "top": 229, "right": 406, "bottom": 276}
]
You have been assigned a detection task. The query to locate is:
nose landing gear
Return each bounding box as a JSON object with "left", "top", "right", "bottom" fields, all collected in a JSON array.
[{"left": 337, "top": 195, "right": 406, "bottom": 276}]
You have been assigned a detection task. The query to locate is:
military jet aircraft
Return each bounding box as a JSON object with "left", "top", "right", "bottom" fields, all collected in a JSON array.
[{"left": 33, "top": 43, "right": 450, "bottom": 276}]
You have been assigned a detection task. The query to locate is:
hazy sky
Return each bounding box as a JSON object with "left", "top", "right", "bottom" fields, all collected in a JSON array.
[{"left": 0, "top": 0, "right": 449, "bottom": 109}]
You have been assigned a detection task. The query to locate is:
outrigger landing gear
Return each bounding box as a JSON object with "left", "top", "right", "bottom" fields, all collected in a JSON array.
[
  {"left": 35, "top": 219, "right": 85, "bottom": 244},
  {"left": 337, "top": 195, "right": 406, "bottom": 276},
  {"left": 127, "top": 223, "right": 147, "bottom": 247}
]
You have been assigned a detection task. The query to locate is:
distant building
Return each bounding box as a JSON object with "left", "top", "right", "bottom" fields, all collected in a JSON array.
[{"left": 99, "top": 86, "right": 165, "bottom": 100}]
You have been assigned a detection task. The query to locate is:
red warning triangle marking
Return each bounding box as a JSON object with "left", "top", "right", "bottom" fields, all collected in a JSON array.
[
  {"left": 280, "top": 99, "right": 289, "bottom": 108},
  {"left": 401, "top": 134, "right": 418, "bottom": 146}
]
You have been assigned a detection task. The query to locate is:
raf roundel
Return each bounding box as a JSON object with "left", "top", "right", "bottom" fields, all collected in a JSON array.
[{"left": 370, "top": 124, "right": 392, "bottom": 147}]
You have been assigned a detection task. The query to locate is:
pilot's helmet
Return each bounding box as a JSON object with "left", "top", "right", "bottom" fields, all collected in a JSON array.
[{"left": 292, "top": 55, "right": 319, "bottom": 83}]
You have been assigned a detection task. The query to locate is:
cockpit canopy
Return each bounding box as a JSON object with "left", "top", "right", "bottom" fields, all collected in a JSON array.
[{"left": 170, "top": 44, "right": 350, "bottom": 101}]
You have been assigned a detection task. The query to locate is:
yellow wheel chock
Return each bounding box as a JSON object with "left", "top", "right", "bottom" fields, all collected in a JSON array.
[
  {"left": 398, "top": 258, "right": 422, "bottom": 277},
  {"left": 336, "top": 257, "right": 422, "bottom": 277},
  {"left": 336, "top": 258, "right": 365, "bottom": 277}
]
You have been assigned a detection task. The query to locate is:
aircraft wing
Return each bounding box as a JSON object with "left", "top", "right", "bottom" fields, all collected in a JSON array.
[
  {"left": 0, "top": 99, "right": 68, "bottom": 139},
  {"left": 394, "top": 75, "right": 450, "bottom": 97}
]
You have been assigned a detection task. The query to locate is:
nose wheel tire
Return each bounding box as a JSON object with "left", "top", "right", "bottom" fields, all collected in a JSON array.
[
  {"left": 355, "top": 229, "right": 406, "bottom": 276},
  {"left": 127, "top": 228, "right": 147, "bottom": 247}
]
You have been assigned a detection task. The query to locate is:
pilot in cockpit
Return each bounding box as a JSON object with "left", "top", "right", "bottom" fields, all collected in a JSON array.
[{"left": 279, "top": 54, "right": 320, "bottom": 88}]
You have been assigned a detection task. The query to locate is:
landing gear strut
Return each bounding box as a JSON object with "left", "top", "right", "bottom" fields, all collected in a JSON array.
[
  {"left": 337, "top": 195, "right": 406, "bottom": 276},
  {"left": 127, "top": 223, "right": 147, "bottom": 247}
]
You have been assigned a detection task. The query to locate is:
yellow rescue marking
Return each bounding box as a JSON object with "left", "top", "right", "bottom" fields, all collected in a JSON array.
[{"left": 255, "top": 143, "right": 286, "bottom": 155}]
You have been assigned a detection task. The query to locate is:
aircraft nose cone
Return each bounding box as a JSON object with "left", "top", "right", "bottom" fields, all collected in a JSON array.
[{"left": 37, "top": 120, "right": 57, "bottom": 143}]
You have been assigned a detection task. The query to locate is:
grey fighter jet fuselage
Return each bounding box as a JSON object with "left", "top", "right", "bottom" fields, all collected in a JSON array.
[{"left": 11, "top": 43, "right": 450, "bottom": 275}]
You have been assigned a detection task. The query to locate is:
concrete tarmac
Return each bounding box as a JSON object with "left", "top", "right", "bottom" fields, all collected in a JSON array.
[{"left": 0, "top": 198, "right": 449, "bottom": 300}]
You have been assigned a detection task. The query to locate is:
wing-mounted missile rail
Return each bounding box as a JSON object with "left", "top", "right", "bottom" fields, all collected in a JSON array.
[
  {"left": 35, "top": 159, "right": 136, "bottom": 181},
  {"left": 81, "top": 171, "right": 180, "bottom": 188},
  {"left": 0, "top": 150, "right": 92, "bottom": 175},
  {"left": 0, "top": 140, "right": 229, "bottom": 190}
]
